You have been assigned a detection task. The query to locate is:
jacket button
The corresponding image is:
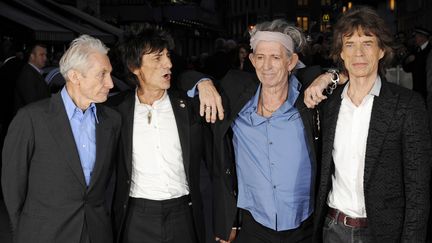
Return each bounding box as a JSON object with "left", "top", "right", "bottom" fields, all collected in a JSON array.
[
  {"left": 123, "top": 204, "right": 127, "bottom": 209},
  {"left": 225, "top": 169, "right": 231, "bottom": 175},
  {"left": 126, "top": 180, "right": 130, "bottom": 185}
]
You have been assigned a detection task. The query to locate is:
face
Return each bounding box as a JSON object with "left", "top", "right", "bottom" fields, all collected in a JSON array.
[
  {"left": 77, "top": 52, "right": 113, "bottom": 104},
  {"left": 133, "top": 48, "right": 172, "bottom": 91},
  {"left": 29, "top": 45, "right": 47, "bottom": 69},
  {"left": 340, "top": 29, "right": 384, "bottom": 80},
  {"left": 249, "top": 41, "right": 298, "bottom": 88},
  {"left": 414, "top": 33, "right": 427, "bottom": 46},
  {"left": 239, "top": 47, "right": 248, "bottom": 61}
]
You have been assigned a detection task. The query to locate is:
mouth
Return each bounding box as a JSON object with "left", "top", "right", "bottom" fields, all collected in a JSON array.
[
  {"left": 162, "top": 73, "right": 171, "bottom": 81},
  {"left": 353, "top": 63, "right": 367, "bottom": 67}
]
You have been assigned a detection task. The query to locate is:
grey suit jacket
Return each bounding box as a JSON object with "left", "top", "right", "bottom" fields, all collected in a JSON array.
[
  {"left": 314, "top": 78, "right": 432, "bottom": 242},
  {"left": 2, "top": 92, "right": 121, "bottom": 243}
]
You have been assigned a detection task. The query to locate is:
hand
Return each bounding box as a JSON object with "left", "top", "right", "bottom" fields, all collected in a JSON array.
[
  {"left": 197, "top": 79, "right": 224, "bottom": 123},
  {"left": 215, "top": 228, "right": 237, "bottom": 243},
  {"left": 304, "top": 72, "right": 348, "bottom": 108},
  {"left": 304, "top": 73, "right": 332, "bottom": 108}
]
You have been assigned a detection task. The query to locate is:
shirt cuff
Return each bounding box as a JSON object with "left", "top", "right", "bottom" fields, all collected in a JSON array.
[{"left": 186, "top": 78, "right": 209, "bottom": 98}]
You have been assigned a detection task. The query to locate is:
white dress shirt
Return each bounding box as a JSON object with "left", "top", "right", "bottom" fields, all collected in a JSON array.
[
  {"left": 327, "top": 77, "right": 381, "bottom": 218},
  {"left": 129, "top": 90, "right": 189, "bottom": 200}
]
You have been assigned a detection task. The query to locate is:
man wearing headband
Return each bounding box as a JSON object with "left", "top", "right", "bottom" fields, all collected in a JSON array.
[{"left": 193, "top": 19, "right": 320, "bottom": 242}]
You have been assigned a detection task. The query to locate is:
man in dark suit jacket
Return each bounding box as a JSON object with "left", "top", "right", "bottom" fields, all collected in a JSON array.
[
  {"left": 14, "top": 43, "right": 50, "bottom": 112},
  {"left": 2, "top": 35, "right": 121, "bottom": 243},
  {"left": 403, "top": 27, "right": 431, "bottom": 100},
  {"left": 108, "top": 25, "right": 213, "bottom": 243},
  {"left": 307, "top": 7, "right": 431, "bottom": 242}
]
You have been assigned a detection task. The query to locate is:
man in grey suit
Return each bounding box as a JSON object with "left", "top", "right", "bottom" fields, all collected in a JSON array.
[{"left": 2, "top": 35, "right": 121, "bottom": 243}]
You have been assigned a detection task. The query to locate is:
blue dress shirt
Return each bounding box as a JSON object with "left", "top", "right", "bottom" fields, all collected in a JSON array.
[
  {"left": 232, "top": 75, "right": 313, "bottom": 231},
  {"left": 61, "top": 87, "right": 98, "bottom": 186}
]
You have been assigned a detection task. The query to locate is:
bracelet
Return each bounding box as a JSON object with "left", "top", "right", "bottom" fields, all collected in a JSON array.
[{"left": 325, "top": 69, "right": 340, "bottom": 95}]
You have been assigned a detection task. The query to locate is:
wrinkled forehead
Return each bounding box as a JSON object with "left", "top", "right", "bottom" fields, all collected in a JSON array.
[
  {"left": 254, "top": 40, "right": 288, "bottom": 55},
  {"left": 342, "top": 26, "right": 377, "bottom": 39}
]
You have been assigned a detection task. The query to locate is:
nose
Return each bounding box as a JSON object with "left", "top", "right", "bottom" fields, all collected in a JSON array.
[
  {"left": 354, "top": 45, "right": 365, "bottom": 56},
  {"left": 263, "top": 56, "right": 272, "bottom": 70},
  {"left": 106, "top": 74, "right": 114, "bottom": 89},
  {"left": 164, "top": 56, "right": 172, "bottom": 69}
]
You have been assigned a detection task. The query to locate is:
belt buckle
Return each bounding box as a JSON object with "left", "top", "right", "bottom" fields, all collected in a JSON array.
[{"left": 343, "top": 216, "right": 353, "bottom": 228}]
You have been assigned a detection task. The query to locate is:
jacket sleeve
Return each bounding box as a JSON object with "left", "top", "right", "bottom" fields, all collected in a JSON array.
[
  {"left": 1, "top": 107, "right": 35, "bottom": 232},
  {"left": 401, "top": 93, "right": 431, "bottom": 242}
]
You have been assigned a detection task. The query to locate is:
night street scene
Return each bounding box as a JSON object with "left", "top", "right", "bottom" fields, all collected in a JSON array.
[{"left": 1, "top": 0, "right": 432, "bottom": 243}]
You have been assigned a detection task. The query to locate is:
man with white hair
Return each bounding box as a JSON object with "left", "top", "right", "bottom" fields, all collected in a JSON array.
[
  {"left": 2, "top": 35, "right": 121, "bottom": 243},
  {"left": 196, "top": 19, "right": 320, "bottom": 243}
]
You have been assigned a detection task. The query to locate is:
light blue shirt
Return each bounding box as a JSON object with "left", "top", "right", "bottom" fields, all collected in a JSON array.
[
  {"left": 232, "top": 75, "right": 313, "bottom": 231},
  {"left": 61, "top": 87, "right": 98, "bottom": 186}
]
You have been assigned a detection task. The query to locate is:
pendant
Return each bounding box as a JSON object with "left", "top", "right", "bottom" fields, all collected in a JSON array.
[{"left": 147, "top": 111, "right": 152, "bottom": 124}]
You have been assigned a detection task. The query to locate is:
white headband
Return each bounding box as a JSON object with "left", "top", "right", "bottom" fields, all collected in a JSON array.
[{"left": 250, "top": 31, "right": 295, "bottom": 53}]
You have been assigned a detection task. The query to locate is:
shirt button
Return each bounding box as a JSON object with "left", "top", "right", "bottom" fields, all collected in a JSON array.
[
  {"left": 269, "top": 142, "right": 273, "bottom": 145},
  {"left": 273, "top": 186, "right": 276, "bottom": 189}
]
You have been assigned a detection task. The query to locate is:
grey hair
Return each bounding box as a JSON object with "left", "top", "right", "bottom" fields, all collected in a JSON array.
[
  {"left": 250, "top": 19, "right": 306, "bottom": 56},
  {"left": 59, "top": 34, "right": 109, "bottom": 80}
]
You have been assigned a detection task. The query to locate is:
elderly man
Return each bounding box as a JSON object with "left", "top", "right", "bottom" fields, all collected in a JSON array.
[
  {"left": 195, "top": 19, "right": 320, "bottom": 243},
  {"left": 2, "top": 35, "right": 121, "bottom": 243},
  {"left": 108, "top": 25, "right": 218, "bottom": 243},
  {"left": 305, "top": 7, "right": 431, "bottom": 243}
]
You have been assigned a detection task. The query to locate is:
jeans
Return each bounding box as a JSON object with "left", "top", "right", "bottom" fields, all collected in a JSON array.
[{"left": 323, "top": 215, "right": 372, "bottom": 243}]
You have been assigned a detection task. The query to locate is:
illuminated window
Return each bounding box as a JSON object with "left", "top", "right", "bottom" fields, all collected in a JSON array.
[
  {"left": 389, "top": 0, "right": 395, "bottom": 11},
  {"left": 297, "top": 16, "right": 309, "bottom": 31},
  {"left": 348, "top": 2, "right": 352, "bottom": 9},
  {"left": 298, "top": 0, "right": 309, "bottom": 6},
  {"left": 321, "top": 0, "right": 331, "bottom": 6}
]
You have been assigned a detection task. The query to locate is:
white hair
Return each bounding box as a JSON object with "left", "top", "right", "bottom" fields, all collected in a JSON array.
[{"left": 59, "top": 34, "right": 109, "bottom": 79}]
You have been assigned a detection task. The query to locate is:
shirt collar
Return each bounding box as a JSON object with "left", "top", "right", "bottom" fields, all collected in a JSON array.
[
  {"left": 241, "top": 75, "right": 302, "bottom": 126},
  {"left": 61, "top": 87, "right": 99, "bottom": 123},
  {"left": 28, "top": 62, "right": 42, "bottom": 74},
  {"left": 342, "top": 75, "right": 381, "bottom": 99},
  {"left": 421, "top": 41, "right": 429, "bottom": 51},
  {"left": 135, "top": 88, "right": 168, "bottom": 107}
]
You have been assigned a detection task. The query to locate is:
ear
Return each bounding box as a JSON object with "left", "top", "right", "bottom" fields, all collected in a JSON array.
[
  {"left": 249, "top": 53, "right": 256, "bottom": 68},
  {"left": 67, "top": 69, "right": 81, "bottom": 85},
  {"left": 379, "top": 48, "right": 385, "bottom": 60},
  {"left": 288, "top": 53, "right": 299, "bottom": 71},
  {"left": 131, "top": 66, "right": 140, "bottom": 77}
]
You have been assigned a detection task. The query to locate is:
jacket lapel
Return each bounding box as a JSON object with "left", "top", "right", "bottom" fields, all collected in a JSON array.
[
  {"left": 220, "top": 81, "right": 258, "bottom": 136},
  {"left": 119, "top": 92, "right": 136, "bottom": 177},
  {"left": 322, "top": 85, "right": 344, "bottom": 171},
  {"left": 46, "top": 93, "right": 86, "bottom": 188},
  {"left": 169, "top": 91, "right": 191, "bottom": 181},
  {"left": 363, "top": 80, "right": 398, "bottom": 186},
  {"left": 88, "top": 105, "right": 115, "bottom": 190}
]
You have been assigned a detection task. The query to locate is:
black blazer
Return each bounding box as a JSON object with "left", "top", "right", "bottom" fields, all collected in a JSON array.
[
  {"left": 108, "top": 90, "right": 208, "bottom": 243},
  {"left": 2, "top": 92, "right": 121, "bottom": 243},
  {"left": 314, "top": 79, "right": 432, "bottom": 242},
  {"left": 210, "top": 69, "right": 321, "bottom": 240},
  {"left": 14, "top": 63, "right": 50, "bottom": 111}
]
